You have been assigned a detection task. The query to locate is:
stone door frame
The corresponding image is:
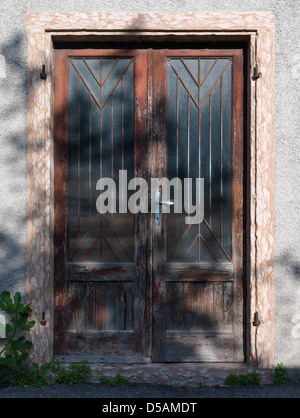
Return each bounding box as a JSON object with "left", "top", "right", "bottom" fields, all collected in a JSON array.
[{"left": 26, "top": 12, "right": 275, "bottom": 369}]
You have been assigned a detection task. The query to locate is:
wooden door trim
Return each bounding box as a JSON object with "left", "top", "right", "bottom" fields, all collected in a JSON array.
[
  {"left": 53, "top": 49, "right": 69, "bottom": 355},
  {"left": 150, "top": 49, "right": 168, "bottom": 361},
  {"left": 231, "top": 49, "right": 244, "bottom": 361},
  {"left": 26, "top": 13, "right": 275, "bottom": 368}
]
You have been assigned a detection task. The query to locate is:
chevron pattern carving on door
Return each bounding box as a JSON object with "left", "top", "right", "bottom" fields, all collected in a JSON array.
[
  {"left": 68, "top": 58, "right": 135, "bottom": 263},
  {"left": 166, "top": 58, "right": 233, "bottom": 263}
]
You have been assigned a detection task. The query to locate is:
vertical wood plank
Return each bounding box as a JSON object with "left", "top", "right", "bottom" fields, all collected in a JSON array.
[
  {"left": 203, "top": 282, "right": 214, "bottom": 330},
  {"left": 151, "top": 49, "right": 167, "bottom": 361},
  {"left": 213, "top": 282, "right": 224, "bottom": 330},
  {"left": 96, "top": 282, "right": 105, "bottom": 330},
  {"left": 166, "top": 283, "right": 174, "bottom": 330},
  {"left": 192, "top": 282, "right": 204, "bottom": 330},
  {"left": 224, "top": 282, "right": 233, "bottom": 331},
  {"left": 54, "top": 49, "right": 69, "bottom": 355},
  {"left": 173, "top": 282, "right": 184, "bottom": 330},
  {"left": 184, "top": 282, "right": 193, "bottom": 330},
  {"left": 76, "top": 282, "right": 87, "bottom": 331},
  {"left": 115, "top": 283, "right": 126, "bottom": 330},
  {"left": 133, "top": 49, "right": 148, "bottom": 354},
  {"left": 86, "top": 282, "right": 96, "bottom": 330},
  {"left": 104, "top": 282, "right": 116, "bottom": 330},
  {"left": 231, "top": 49, "right": 244, "bottom": 361},
  {"left": 67, "top": 281, "right": 76, "bottom": 330},
  {"left": 67, "top": 282, "right": 86, "bottom": 331},
  {"left": 125, "top": 283, "right": 134, "bottom": 331},
  {"left": 146, "top": 47, "right": 154, "bottom": 358}
]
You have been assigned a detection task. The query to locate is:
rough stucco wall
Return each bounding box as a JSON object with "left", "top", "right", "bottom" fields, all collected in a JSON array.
[{"left": 0, "top": 0, "right": 299, "bottom": 371}]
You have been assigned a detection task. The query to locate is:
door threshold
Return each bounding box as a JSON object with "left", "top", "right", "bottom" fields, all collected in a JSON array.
[
  {"left": 53, "top": 359, "right": 273, "bottom": 387},
  {"left": 55, "top": 355, "right": 152, "bottom": 364}
]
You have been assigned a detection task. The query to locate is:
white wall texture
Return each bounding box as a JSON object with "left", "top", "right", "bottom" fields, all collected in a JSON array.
[{"left": 0, "top": 0, "right": 299, "bottom": 372}]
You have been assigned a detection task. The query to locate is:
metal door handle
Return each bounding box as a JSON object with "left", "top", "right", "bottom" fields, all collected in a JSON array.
[
  {"left": 155, "top": 190, "right": 174, "bottom": 226},
  {"left": 159, "top": 200, "right": 174, "bottom": 205},
  {"left": 155, "top": 190, "right": 160, "bottom": 226}
]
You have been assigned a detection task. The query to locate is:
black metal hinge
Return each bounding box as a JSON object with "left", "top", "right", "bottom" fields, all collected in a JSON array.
[
  {"left": 253, "top": 311, "right": 261, "bottom": 326},
  {"left": 40, "top": 64, "right": 47, "bottom": 80},
  {"left": 40, "top": 311, "right": 46, "bottom": 326},
  {"left": 252, "top": 65, "right": 261, "bottom": 80}
]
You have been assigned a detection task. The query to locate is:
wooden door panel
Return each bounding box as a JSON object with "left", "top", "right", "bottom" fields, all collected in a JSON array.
[
  {"left": 166, "top": 55, "right": 233, "bottom": 263},
  {"left": 68, "top": 55, "right": 135, "bottom": 263},
  {"left": 165, "top": 281, "right": 233, "bottom": 331},
  {"left": 54, "top": 49, "right": 148, "bottom": 360},
  {"left": 151, "top": 49, "right": 244, "bottom": 362},
  {"left": 165, "top": 280, "right": 234, "bottom": 362},
  {"left": 67, "top": 281, "right": 134, "bottom": 331}
]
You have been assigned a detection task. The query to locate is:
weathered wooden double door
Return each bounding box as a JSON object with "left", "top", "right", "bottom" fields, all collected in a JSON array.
[{"left": 54, "top": 46, "right": 244, "bottom": 362}]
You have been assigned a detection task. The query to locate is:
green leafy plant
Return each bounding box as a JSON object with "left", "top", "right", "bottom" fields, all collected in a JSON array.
[
  {"left": 54, "top": 360, "right": 91, "bottom": 384},
  {"left": 0, "top": 291, "right": 35, "bottom": 385},
  {"left": 13, "top": 359, "right": 92, "bottom": 388},
  {"left": 273, "top": 363, "right": 290, "bottom": 384},
  {"left": 99, "top": 373, "right": 130, "bottom": 386},
  {"left": 224, "top": 370, "right": 261, "bottom": 386},
  {"left": 198, "top": 381, "right": 205, "bottom": 388},
  {"left": 15, "top": 362, "right": 54, "bottom": 388}
]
